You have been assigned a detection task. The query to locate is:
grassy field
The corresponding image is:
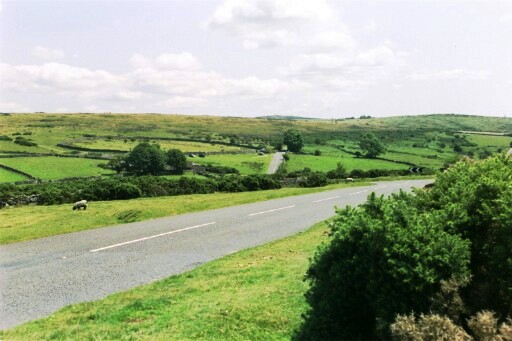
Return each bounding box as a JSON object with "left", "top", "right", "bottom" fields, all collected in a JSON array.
[
  {"left": 287, "top": 153, "right": 407, "bottom": 173},
  {"left": 192, "top": 153, "right": 273, "bottom": 174},
  {"left": 73, "top": 138, "right": 245, "bottom": 153},
  {"left": 465, "top": 134, "right": 512, "bottom": 148},
  {"left": 1, "top": 219, "right": 329, "bottom": 340},
  {"left": 0, "top": 156, "right": 115, "bottom": 180},
  {"left": 0, "top": 140, "right": 52, "bottom": 154},
  {"left": 0, "top": 167, "right": 30, "bottom": 183},
  {"left": 0, "top": 182, "right": 370, "bottom": 245}
]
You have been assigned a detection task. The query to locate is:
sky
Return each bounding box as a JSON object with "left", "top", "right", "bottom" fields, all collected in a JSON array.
[{"left": 1, "top": 0, "right": 511, "bottom": 118}]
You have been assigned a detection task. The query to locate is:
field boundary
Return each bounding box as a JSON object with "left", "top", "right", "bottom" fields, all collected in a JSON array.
[{"left": 0, "top": 163, "right": 35, "bottom": 180}]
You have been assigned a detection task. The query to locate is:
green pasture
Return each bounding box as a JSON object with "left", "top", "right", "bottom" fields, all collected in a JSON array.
[
  {"left": 73, "top": 138, "right": 244, "bottom": 153},
  {"left": 0, "top": 182, "right": 369, "bottom": 244},
  {"left": 192, "top": 153, "right": 273, "bottom": 174},
  {"left": 0, "top": 140, "right": 52, "bottom": 154},
  {"left": 1, "top": 219, "right": 329, "bottom": 340},
  {"left": 381, "top": 152, "right": 445, "bottom": 168},
  {"left": 0, "top": 157, "right": 115, "bottom": 180},
  {"left": 286, "top": 152, "right": 407, "bottom": 173},
  {"left": 465, "top": 134, "right": 512, "bottom": 149},
  {"left": 0, "top": 167, "right": 29, "bottom": 183}
]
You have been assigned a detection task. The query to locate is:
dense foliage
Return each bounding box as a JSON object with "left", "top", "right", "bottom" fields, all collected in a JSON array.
[
  {"left": 296, "top": 155, "right": 512, "bottom": 340},
  {"left": 0, "top": 174, "right": 281, "bottom": 206},
  {"left": 283, "top": 129, "right": 304, "bottom": 153},
  {"left": 359, "top": 132, "right": 386, "bottom": 158},
  {"left": 124, "top": 142, "right": 166, "bottom": 175},
  {"left": 166, "top": 148, "right": 187, "bottom": 174}
]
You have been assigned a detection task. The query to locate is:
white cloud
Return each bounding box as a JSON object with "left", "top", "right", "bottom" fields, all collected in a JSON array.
[
  {"left": 207, "top": 0, "right": 341, "bottom": 50},
  {"left": 130, "top": 52, "right": 202, "bottom": 71},
  {"left": 155, "top": 53, "right": 202, "bottom": 71},
  {"left": 285, "top": 45, "right": 405, "bottom": 78},
  {"left": 207, "top": 0, "right": 406, "bottom": 101},
  {"left": 406, "top": 69, "right": 492, "bottom": 81},
  {"left": 1, "top": 51, "right": 309, "bottom": 112},
  {"left": 0, "top": 62, "right": 133, "bottom": 102},
  {"left": 209, "top": 0, "right": 333, "bottom": 26},
  {"left": 31, "top": 45, "right": 65, "bottom": 61}
]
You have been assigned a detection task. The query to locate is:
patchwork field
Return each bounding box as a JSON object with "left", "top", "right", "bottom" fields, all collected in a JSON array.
[
  {"left": 0, "top": 113, "right": 511, "bottom": 182},
  {"left": 192, "top": 153, "right": 273, "bottom": 174},
  {"left": 0, "top": 157, "right": 115, "bottom": 180},
  {"left": 0, "top": 168, "right": 29, "bottom": 183},
  {"left": 73, "top": 138, "right": 245, "bottom": 153}
]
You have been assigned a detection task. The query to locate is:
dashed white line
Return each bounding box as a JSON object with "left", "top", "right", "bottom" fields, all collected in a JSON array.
[
  {"left": 90, "top": 222, "right": 217, "bottom": 252},
  {"left": 373, "top": 185, "right": 388, "bottom": 190},
  {"left": 248, "top": 205, "right": 296, "bottom": 216},
  {"left": 349, "top": 190, "right": 368, "bottom": 195},
  {"left": 312, "top": 196, "right": 340, "bottom": 203}
]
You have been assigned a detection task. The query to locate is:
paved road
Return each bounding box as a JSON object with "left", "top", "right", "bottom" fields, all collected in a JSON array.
[
  {"left": 0, "top": 179, "right": 431, "bottom": 329},
  {"left": 267, "top": 152, "right": 284, "bottom": 174}
]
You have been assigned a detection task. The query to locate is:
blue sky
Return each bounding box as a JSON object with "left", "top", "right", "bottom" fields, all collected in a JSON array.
[{"left": 1, "top": 0, "right": 511, "bottom": 118}]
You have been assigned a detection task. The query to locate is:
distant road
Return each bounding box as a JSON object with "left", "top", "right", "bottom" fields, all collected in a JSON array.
[
  {"left": 267, "top": 152, "right": 284, "bottom": 174},
  {"left": 0, "top": 179, "right": 431, "bottom": 329}
]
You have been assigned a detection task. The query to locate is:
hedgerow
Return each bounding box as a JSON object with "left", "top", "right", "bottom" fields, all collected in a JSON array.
[{"left": 0, "top": 174, "right": 281, "bottom": 206}]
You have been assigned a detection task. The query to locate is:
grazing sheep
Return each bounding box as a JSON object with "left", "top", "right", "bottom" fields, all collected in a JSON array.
[
  {"left": 73, "top": 200, "right": 88, "bottom": 210},
  {"left": 345, "top": 178, "right": 354, "bottom": 182}
]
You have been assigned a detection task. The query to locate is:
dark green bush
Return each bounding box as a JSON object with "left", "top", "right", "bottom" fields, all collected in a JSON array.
[
  {"left": 299, "top": 172, "right": 327, "bottom": 188},
  {"left": 296, "top": 192, "right": 471, "bottom": 340},
  {"left": 14, "top": 136, "right": 37, "bottom": 146},
  {"left": 296, "top": 155, "right": 512, "bottom": 340},
  {"left": 205, "top": 164, "right": 239, "bottom": 175}
]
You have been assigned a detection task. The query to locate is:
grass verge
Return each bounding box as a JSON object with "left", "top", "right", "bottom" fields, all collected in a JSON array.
[
  {"left": 0, "top": 221, "right": 329, "bottom": 340},
  {"left": 0, "top": 182, "right": 368, "bottom": 245}
]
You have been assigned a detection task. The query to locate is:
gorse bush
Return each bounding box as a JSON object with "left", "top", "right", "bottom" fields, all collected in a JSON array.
[{"left": 296, "top": 155, "right": 512, "bottom": 340}]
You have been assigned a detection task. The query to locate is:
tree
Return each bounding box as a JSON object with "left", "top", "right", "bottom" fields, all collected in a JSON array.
[
  {"left": 166, "top": 149, "right": 187, "bottom": 174},
  {"left": 358, "top": 132, "right": 385, "bottom": 158},
  {"left": 283, "top": 129, "right": 304, "bottom": 153},
  {"left": 124, "top": 142, "right": 166, "bottom": 175}
]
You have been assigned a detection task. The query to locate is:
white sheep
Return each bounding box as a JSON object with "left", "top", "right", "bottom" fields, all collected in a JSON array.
[{"left": 72, "top": 200, "right": 88, "bottom": 210}]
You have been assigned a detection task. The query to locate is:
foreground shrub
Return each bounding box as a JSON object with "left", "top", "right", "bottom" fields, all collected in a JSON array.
[
  {"left": 295, "top": 192, "right": 470, "bottom": 340},
  {"left": 296, "top": 155, "right": 512, "bottom": 340}
]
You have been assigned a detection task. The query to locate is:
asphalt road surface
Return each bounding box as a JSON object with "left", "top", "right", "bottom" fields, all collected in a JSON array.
[
  {"left": 267, "top": 152, "right": 285, "bottom": 174},
  {"left": 0, "top": 179, "right": 431, "bottom": 329}
]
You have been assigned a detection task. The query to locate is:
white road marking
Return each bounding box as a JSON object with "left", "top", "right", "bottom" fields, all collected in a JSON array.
[
  {"left": 373, "top": 185, "right": 388, "bottom": 190},
  {"left": 312, "top": 196, "right": 340, "bottom": 203},
  {"left": 248, "top": 205, "right": 296, "bottom": 216},
  {"left": 90, "top": 222, "right": 217, "bottom": 252},
  {"left": 349, "top": 190, "right": 368, "bottom": 195}
]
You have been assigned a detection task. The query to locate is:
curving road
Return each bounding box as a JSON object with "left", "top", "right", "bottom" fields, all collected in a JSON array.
[{"left": 0, "top": 179, "right": 431, "bottom": 329}]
